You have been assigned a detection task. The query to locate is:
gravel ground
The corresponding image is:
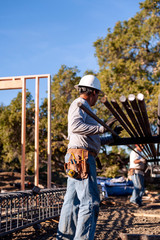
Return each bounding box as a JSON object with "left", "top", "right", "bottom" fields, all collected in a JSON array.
[
  {"left": 95, "top": 196, "right": 160, "bottom": 240},
  {"left": 1, "top": 195, "right": 160, "bottom": 240}
]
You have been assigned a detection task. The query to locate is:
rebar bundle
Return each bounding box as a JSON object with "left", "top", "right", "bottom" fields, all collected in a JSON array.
[
  {"left": 0, "top": 188, "right": 66, "bottom": 237},
  {"left": 101, "top": 93, "right": 160, "bottom": 163}
]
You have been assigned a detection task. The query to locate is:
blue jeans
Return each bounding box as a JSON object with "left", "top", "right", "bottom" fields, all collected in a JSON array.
[
  {"left": 56, "top": 153, "right": 100, "bottom": 240},
  {"left": 130, "top": 173, "right": 144, "bottom": 206}
]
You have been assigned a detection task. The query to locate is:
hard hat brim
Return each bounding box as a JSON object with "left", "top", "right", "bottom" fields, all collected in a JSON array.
[{"left": 74, "top": 84, "right": 104, "bottom": 94}]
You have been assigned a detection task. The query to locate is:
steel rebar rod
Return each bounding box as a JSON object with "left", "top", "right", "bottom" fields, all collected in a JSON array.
[
  {"left": 128, "top": 94, "right": 147, "bottom": 134},
  {"left": 100, "top": 96, "right": 150, "bottom": 158},
  {"left": 120, "top": 95, "right": 144, "bottom": 136},
  {"left": 137, "top": 93, "right": 152, "bottom": 135},
  {"left": 137, "top": 93, "right": 157, "bottom": 160},
  {"left": 119, "top": 95, "right": 151, "bottom": 157},
  {"left": 101, "top": 97, "right": 134, "bottom": 137},
  {"left": 128, "top": 94, "right": 155, "bottom": 156},
  {"left": 77, "top": 102, "right": 119, "bottom": 137},
  {"left": 110, "top": 98, "right": 149, "bottom": 159},
  {"left": 132, "top": 94, "right": 156, "bottom": 158},
  {"left": 111, "top": 99, "right": 139, "bottom": 137}
]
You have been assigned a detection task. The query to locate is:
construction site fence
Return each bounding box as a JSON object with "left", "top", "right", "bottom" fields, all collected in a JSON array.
[{"left": 0, "top": 187, "right": 66, "bottom": 237}]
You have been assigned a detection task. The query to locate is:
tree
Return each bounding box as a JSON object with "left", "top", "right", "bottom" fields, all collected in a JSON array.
[
  {"left": 94, "top": 0, "right": 160, "bottom": 124},
  {"left": 92, "top": 0, "right": 160, "bottom": 177}
]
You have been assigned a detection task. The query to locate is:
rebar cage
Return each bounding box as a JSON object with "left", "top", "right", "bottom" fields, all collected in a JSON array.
[{"left": 0, "top": 188, "right": 66, "bottom": 237}]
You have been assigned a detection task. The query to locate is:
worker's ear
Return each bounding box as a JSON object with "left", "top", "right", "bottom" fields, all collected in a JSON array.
[{"left": 93, "top": 90, "right": 96, "bottom": 95}]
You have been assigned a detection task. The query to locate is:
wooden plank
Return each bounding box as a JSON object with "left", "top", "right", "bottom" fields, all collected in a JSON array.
[
  {"left": 131, "top": 212, "right": 160, "bottom": 218},
  {"left": 0, "top": 79, "right": 22, "bottom": 89}
]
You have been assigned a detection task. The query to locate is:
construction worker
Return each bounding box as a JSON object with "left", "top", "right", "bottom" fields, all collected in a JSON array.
[
  {"left": 129, "top": 144, "right": 146, "bottom": 207},
  {"left": 56, "top": 75, "right": 116, "bottom": 240}
]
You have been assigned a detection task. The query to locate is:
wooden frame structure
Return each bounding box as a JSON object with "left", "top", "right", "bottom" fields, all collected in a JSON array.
[{"left": 0, "top": 74, "right": 51, "bottom": 190}]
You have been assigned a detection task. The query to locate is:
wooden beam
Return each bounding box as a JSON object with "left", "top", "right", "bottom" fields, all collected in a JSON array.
[{"left": 0, "top": 79, "right": 22, "bottom": 89}]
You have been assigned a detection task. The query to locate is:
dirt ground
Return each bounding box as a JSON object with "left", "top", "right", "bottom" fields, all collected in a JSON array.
[
  {"left": 1, "top": 172, "right": 160, "bottom": 240},
  {"left": 95, "top": 196, "right": 160, "bottom": 240}
]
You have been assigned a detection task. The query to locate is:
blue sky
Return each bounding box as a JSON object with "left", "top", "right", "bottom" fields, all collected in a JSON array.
[{"left": 0, "top": 0, "right": 142, "bottom": 105}]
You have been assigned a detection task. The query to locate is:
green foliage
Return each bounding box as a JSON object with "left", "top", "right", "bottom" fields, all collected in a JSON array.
[{"left": 102, "top": 165, "right": 119, "bottom": 178}]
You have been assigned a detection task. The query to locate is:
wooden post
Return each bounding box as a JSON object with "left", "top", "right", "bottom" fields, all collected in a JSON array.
[
  {"left": 21, "top": 77, "right": 26, "bottom": 190},
  {"left": 47, "top": 75, "right": 51, "bottom": 188},
  {"left": 35, "top": 76, "right": 39, "bottom": 186},
  {"left": 0, "top": 74, "right": 51, "bottom": 189},
  {"left": 157, "top": 95, "right": 160, "bottom": 156}
]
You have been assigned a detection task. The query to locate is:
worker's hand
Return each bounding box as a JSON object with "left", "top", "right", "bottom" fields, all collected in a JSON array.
[
  {"left": 111, "top": 125, "right": 123, "bottom": 140},
  {"left": 113, "top": 125, "right": 123, "bottom": 135},
  {"left": 99, "top": 126, "right": 107, "bottom": 133},
  {"left": 100, "top": 125, "right": 123, "bottom": 135},
  {"left": 140, "top": 159, "right": 146, "bottom": 164}
]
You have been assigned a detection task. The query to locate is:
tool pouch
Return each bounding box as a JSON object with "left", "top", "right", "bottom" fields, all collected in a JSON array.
[
  {"left": 128, "top": 168, "right": 135, "bottom": 180},
  {"left": 64, "top": 149, "right": 89, "bottom": 179}
]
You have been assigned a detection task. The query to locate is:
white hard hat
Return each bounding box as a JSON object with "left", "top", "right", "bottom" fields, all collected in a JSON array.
[{"left": 75, "top": 75, "right": 101, "bottom": 91}]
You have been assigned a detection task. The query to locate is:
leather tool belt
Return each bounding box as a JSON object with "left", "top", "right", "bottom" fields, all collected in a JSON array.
[
  {"left": 128, "top": 168, "right": 144, "bottom": 177},
  {"left": 64, "top": 148, "right": 90, "bottom": 179},
  {"left": 128, "top": 168, "right": 135, "bottom": 177}
]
